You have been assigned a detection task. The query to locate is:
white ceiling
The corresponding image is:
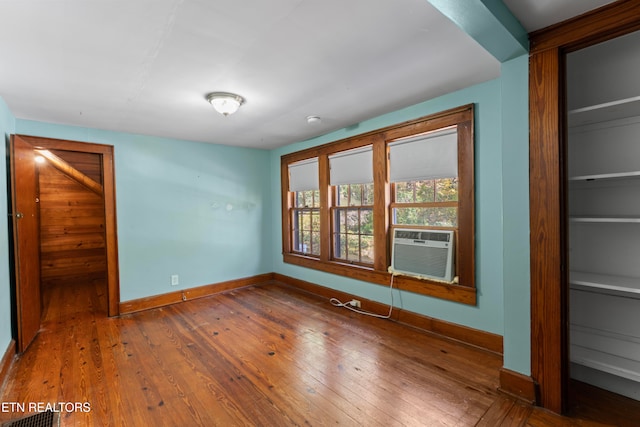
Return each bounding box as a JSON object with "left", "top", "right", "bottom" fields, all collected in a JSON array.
[
  {"left": 502, "top": 0, "right": 616, "bottom": 32},
  {"left": 0, "top": 0, "right": 617, "bottom": 149}
]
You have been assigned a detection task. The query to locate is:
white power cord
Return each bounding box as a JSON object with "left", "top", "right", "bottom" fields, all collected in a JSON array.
[{"left": 330, "top": 274, "right": 395, "bottom": 319}]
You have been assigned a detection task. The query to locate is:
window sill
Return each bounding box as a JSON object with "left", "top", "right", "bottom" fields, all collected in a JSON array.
[{"left": 283, "top": 253, "right": 476, "bottom": 305}]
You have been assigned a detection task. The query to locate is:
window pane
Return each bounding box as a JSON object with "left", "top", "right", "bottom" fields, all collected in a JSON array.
[
  {"left": 349, "top": 184, "right": 362, "bottom": 206},
  {"left": 332, "top": 207, "right": 373, "bottom": 265},
  {"left": 360, "top": 209, "right": 373, "bottom": 235},
  {"left": 300, "top": 229, "right": 311, "bottom": 253},
  {"left": 395, "top": 179, "right": 458, "bottom": 204},
  {"left": 393, "top": 207, "right": 458, "bottom": 227},
  {"left": 363, "top": 183, "right": 374, "bottom": 205},
  {"left": 336, "top": 183, "right": 373, "bottom": 206},
  {"left": 337, "top": 209, "right": 347, "bottom": 234},
  {"left": 361, "top": 235, "right": 374, "bottom": 264},
  {"left": 337, "top": 185, "right": 348, "bottom": 206},
  {"left": 294, "top": 211, "right": 302, "bottom": 231},
  {"left": 346, "top": 210, "right": 360, "bottom": 233},
  {"left": 295, "top": 190, "right": 320, "bottom": 208},
  {"left": 436, "top": 178, "right": 458, "bottom": 202},
  {"left": 347, "top": 235, "right": 360, "bottom": 260},
  {"left": 415, "top": 180, "right": 436, "bottom": 203},
  {"left": 311, "top": 232, "right": 320, "bottom": 256},
  {"left": 292, "top": 206, "right": 320, "bottom": 256},
  {"left": 336, "top": 234, "right": 347, "bottom": 260},
  {"left": 305, "top": 191, "right": 315, "bottom": 207},
  {"left": 300, "top": 211, "right": 309, "bottom": 230},
  {"left": 294, "top": 226, "right": 303, "bottom": 251}
]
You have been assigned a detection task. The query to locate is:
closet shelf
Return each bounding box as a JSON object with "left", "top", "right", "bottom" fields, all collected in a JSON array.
[
  {"left": 569, "top": 171, "right": 640, "bottom": 182},
  {"left": 570, "top": 271, "right": 640, "bottom": 299},
  {"left": 568, "top": 95, "right": 640, "bottom": 127},
  {"left": 570, "top": 216, "right": 640, "bottom": 223}
]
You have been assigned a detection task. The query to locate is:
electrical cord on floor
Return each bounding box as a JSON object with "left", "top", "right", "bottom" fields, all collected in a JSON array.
[{"left": 330, "top": 273, "right": 395, "bottom": 319}]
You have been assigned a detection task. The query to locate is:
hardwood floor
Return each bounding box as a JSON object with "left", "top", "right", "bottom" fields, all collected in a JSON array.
[{"left": 1, "top": 279, "right": 638, "bottom": 426}]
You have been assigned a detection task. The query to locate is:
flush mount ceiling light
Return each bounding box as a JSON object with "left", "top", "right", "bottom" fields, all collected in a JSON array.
[{"left": 206, "top": 92, "right": 245, "bottom": 116}]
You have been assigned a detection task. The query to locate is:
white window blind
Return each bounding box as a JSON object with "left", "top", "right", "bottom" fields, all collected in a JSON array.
[
  {"left": 329, "top": 145, "right": 373, "bottom": 186},
  {"left": 388, "top": 127, "right": 458, "bottom": 182},
  {"left": 288, "top": 158, "right": 319, "bottom": 192}
]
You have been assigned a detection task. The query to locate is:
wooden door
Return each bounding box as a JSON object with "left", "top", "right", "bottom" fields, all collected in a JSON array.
[{"left": 9, "top": 135, "right": 41, "bottom": 352}]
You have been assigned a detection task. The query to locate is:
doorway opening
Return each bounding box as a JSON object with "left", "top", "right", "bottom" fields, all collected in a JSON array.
[
  {"left": 9, "top": 135, "right": 119, "bottom": 352},
  {"left": 528, "top": 0, "right": 640, "bottom": 413}
]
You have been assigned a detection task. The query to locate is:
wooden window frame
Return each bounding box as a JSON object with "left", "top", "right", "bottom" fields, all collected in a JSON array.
[{"left": 281, "top": 104, "right": 476, "bottom": 305}]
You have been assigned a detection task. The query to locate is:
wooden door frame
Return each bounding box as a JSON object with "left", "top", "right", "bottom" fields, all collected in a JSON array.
[
  {"left": 529, "top": 0, "right": 640, "bottom": 413},
  {"left": 16, "top": 135, "right": 120, "bottom": 317}
]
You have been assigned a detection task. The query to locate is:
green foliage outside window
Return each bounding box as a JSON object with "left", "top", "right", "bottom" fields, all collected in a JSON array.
[
  {"left": 393, "top": 178, "right": 458, "bottom": 227},
  {"left": 333, "top": 183, "right": 374, "bottom": 264},
  {"left": 394, "top": 178, "right": 458, "bottom": 203},
  {"left": 293, "top": 190, "right": 320, "bottom": 255}
]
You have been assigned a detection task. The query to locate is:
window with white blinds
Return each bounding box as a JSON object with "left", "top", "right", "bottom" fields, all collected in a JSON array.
[
  {"left": 388, "top": 127, "right": 457, "bottom": 182},
  {"left": 280, "top": 104, "right": 475, "bottom": 304},
  {"left": 288, "top": 157, "right": 319, "bottom": 192},
  {"left": 328, "top": 145, "right": 373, "bottom": 185}
]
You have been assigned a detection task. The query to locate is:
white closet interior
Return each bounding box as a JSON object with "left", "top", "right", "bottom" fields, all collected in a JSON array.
[{"left": 567, "top": 30, "right": 640, "bottom": 401}]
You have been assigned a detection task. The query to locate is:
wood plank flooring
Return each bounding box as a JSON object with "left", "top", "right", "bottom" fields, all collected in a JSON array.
[{"left": 1, "top": 279, "right": 639, "bottom": 426}]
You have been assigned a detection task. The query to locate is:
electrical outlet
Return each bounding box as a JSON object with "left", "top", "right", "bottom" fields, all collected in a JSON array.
[
  {"left": 171, "top": 274, "right": 179, "bottom": 286},
  {"left": 349, "top": 299, "right": 361, "bottom": 308}
]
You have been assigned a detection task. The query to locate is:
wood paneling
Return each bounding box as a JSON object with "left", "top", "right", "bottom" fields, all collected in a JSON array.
[
  {"left": 51, "top": 149, "right": 102, "bottom": 184},
  {"left": 38, "top": 162, "right": 106, "bottom": 286},
  {"left": 37, "top": 149, "right": 103, "bottom": 195},
  {"left": 2, "top": 280, "right": 638, "bottom": 426},
  {"left": 528, "top": 0, "right": 640, "bottom": 413}
]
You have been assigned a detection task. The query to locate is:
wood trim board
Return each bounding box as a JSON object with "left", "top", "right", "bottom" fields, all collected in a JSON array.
[
  {"left": 119, "top": 273, "right": 275, "bottom": 314},
  {"left": 119, "top": 271, "right": 501, "bottom": 355},
  {"left": 272, "top": 273, "right": 501, "bottom": 355},
  {"left": 499, "top": 367, "right": 538, "bottom": 405}
]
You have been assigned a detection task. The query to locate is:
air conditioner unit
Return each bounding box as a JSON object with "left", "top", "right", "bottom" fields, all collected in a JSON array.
[{"left": 390, "top": 228, "right": 455, "bottom": 282}]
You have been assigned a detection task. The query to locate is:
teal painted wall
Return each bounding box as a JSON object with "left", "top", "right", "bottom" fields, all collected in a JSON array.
[
  {"left": 15, "top": 120, "right": 273, "bottom": 302},
  {"left": 271, "top": 78, "right": 506, "bottom": 336},
  {"left": 0, "top": 97, "right": 16, "bottom": 355},
  {"left": 500, "top": 55, "right": 530, "bottom": 374}
]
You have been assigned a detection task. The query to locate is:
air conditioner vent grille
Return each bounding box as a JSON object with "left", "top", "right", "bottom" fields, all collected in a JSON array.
[
  {"left": 393, "top": 243, "right": 448, "bottom": 278},
  {"left": 390, "top": 228, "right": 455, "bottom": 282}
]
